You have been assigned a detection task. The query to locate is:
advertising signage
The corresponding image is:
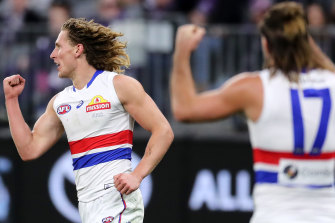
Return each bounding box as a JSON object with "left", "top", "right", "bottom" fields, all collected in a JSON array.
[{"left": 0, "top": 137, "right": 253, "bottom": 223}]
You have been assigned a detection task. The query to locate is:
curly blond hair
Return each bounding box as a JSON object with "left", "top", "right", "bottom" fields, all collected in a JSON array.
[{"left": 62, "top": 18, "right": 130, "bottom": 73}]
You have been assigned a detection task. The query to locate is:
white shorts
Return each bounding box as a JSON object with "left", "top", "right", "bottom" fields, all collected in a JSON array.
[{"left": 79, "top": 188, "right": 144, "bottom": 223}]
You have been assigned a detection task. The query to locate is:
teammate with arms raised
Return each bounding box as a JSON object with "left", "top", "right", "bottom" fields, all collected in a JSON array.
[
  {"left": 4, "top": 18, "right": 173, "bottom": 223},
  {"left": 170, "top": 2, "right": 335, "bottom": 222}
]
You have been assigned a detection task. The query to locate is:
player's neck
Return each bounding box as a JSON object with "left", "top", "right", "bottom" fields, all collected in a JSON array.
[{"left": 72, "top": 65, "right": 97, "bottom": 90}]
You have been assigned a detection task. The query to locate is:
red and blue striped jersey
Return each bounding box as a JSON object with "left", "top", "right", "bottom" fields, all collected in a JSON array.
[{"left": 54, "top": 70, "right": 134, "bottom": 202}]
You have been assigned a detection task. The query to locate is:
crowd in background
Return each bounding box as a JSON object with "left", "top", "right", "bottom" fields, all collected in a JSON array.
[
  {"left": 2, "top": 0, "right": 335, "bottom": 26},
  {"left": 0, "top": 0, "right": 335, "bottom": 127}
]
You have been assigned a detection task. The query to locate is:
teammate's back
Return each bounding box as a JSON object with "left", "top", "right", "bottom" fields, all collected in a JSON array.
[
  {"left": 248, "top": 69, "right": 335, "bottom": 223},
  {"left": 170, "top": 1, "right": 335, "bottom": 223},
  {"left": 249, "top": 69, "right": 335, "bottom": 154}
]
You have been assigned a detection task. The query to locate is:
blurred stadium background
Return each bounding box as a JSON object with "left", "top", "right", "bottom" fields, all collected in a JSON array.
[{"left": 0, "top": 0, "right": 335, "bottom": 222}]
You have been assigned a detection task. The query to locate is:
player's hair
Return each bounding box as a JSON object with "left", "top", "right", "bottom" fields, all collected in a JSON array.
[
  {"left": 259, "top": 2, "right": 328, "bottom": 81},
  {"left": 61, "top": 18, "right": 129, "bottom": 73}
]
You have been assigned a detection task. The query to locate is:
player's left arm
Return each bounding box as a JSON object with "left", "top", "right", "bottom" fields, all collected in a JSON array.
[{"left": 113, "top": 74, "right": 174, "bottom": 195}]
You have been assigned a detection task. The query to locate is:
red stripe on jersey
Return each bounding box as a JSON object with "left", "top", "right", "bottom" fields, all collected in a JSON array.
[
  {"left": 69, "top": 130, "right": 133, "bottom": 155},
  {"left": 253, "top": 148, "right": 335, "bottom": 165}
]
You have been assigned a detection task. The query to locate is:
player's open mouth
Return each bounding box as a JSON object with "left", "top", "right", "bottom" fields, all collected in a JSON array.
[{"left": 55, "top": 62, "right": 60, "bottom": 70}]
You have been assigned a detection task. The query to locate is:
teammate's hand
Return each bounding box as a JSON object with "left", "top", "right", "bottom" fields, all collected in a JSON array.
[
  {"left": 3, "top": 75, "right": 26, "bottom": 100},
  {"left": 175, "top": 24, "right": 206, "bottom": 53},
  {"left": 113, "top": 172, "right": 141, "bottom": 195}
]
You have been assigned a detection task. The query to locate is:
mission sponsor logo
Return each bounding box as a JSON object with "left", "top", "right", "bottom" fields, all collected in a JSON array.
[
  {"left": 57, "top": 104, "right": 71, "bottom": 115},
  {"left": 86, "top": 95, "right": 111, "bottom": 112}
]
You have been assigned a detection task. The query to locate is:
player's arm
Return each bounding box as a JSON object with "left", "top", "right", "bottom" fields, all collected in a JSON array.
[
  {"left": 4, "top": 75, "right": 64, "bottom": 161},
  {"left": 113, "top": 74, "right": 174, "bottom": 195},
  {"left": 170, "top": 24, "right": 262, "bottom": 122}
]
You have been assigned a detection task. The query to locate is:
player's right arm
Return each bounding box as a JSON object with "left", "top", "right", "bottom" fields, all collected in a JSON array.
[
  {"left": 3, "top": 74, "right": 64, "bottom": 161},
  {"left": 170, "top": 25, "right": 263, "bottom": 123}
]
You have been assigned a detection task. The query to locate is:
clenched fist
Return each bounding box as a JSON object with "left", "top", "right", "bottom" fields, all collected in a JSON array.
[
  {"left": 113, "top": 172, "right": 141, "bottom": 195},
  {"left": 3, "top": 75, "right": 26, "bottom": 100},
  {"left": 174, "top": 24, "right": 206, "bottom": 54}
]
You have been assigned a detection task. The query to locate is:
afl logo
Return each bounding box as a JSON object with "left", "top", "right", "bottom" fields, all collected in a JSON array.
[
  {"left": 102, "top": 216, "right": 114, "bottom": 223},
  {"left": 57, "top": 104, "right": 71, "bottom": 115}
]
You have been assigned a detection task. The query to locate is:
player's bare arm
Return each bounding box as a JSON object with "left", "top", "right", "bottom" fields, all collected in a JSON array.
[
  {"left": 113, "top": 74, "right": 174, "bottom": 194},
  {"left": 170, "top": 25, "right": 263, "bottom": 122},
  {"left": 4, "top": 74, "right": 64, "bottom": 161}
]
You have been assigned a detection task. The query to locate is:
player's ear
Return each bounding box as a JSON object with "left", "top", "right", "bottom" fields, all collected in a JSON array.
[{"left": 75, "top": 44, "right": 84, "bottom": 57}]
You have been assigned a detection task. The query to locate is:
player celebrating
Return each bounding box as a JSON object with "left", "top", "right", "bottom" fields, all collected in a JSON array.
[
  {"left": 170, "top": 2, "right": 335, "bottom": 223},
  {"left": 4, "top": 18, "right": 173, "bottom": 223}
]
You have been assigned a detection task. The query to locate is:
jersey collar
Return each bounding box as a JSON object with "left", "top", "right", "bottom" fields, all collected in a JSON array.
[{"left": 73, "top": 70, "right": 104, "bottom": 92}]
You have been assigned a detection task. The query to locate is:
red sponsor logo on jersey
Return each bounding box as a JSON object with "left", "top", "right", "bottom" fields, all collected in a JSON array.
[
  {"left": 86, "top": 95, "right": 111, "bottom": 112},
  {"left": 102, "top": 216, "right": 114, "bottom": 223},
  {"left": 57, "top": 104, "right": 71, "bottom": 115}
]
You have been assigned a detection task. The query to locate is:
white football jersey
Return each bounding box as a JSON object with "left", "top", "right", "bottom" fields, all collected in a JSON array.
[
  {"left": 54, "top": 70, "right": 134, "bottom": 202},
  {"left": 248, "top": 69, "right": 335, "bottom": 222}
]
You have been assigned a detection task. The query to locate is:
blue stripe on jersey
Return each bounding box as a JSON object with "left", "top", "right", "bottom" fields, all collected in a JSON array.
[
  {"left": 255, "top": 170, "right": 334, "bottom": 188},
  {"left": 303, "top": 88, "right": 331, "bottom": 155},
  {"left": 255, "top": 170, "right": 278, "bottom": 183},
  {"left": 87, "top": 70, "right": 103, "bottom": 88},
  {"left": 290, "top": 89, "right": 304, "bottom": 155},
  {"left": 72, "top": 147, "right": 131, "bottom": 170}
]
